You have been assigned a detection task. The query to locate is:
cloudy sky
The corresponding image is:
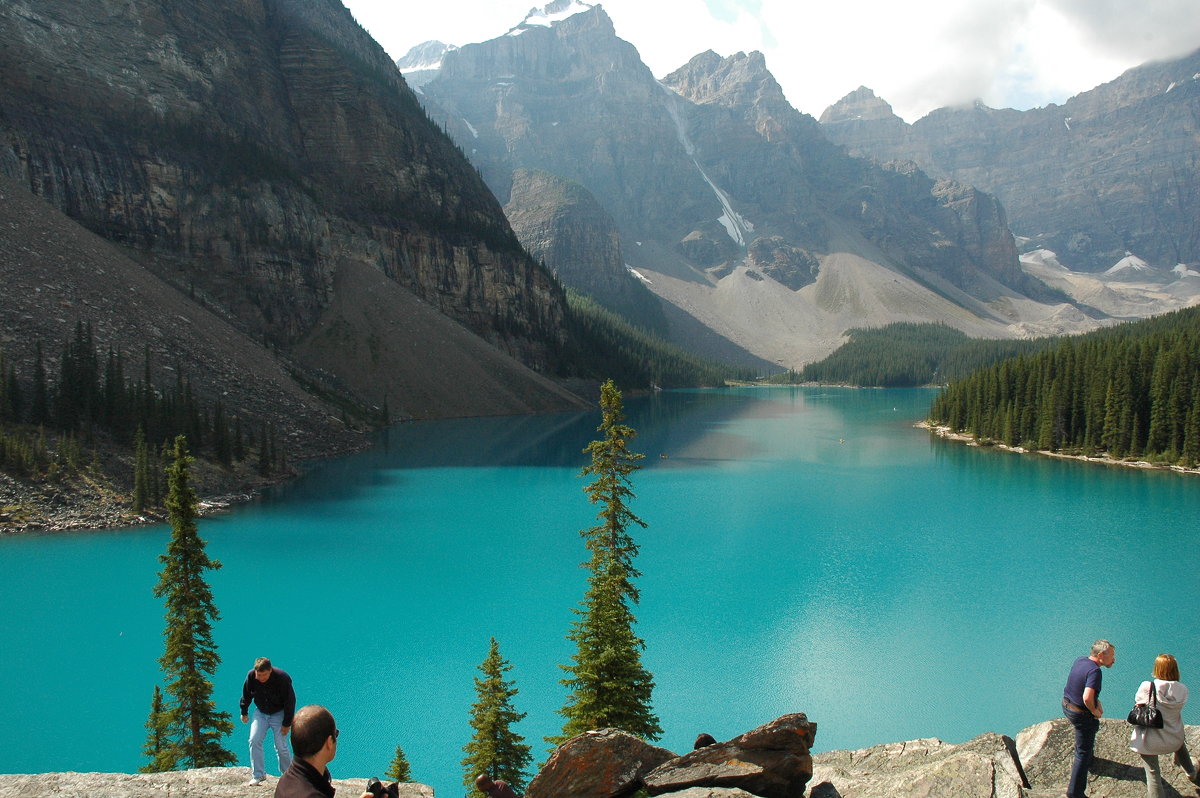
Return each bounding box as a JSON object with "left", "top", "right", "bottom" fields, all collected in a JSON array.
[{"left": 341, "top": 0, "right": 1200, "bottom": 122}]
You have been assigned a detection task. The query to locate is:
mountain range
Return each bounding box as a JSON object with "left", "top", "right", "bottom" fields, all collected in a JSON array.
[
  {"left": 0, "top": 0, "right": 595, "bottom": 456},
  {"left": 402, "top": 1, "right": 1200, "bottom": 369}
]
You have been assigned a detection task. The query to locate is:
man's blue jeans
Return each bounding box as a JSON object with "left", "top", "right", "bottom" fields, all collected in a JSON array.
[
  {"left": 1064, "top": 705, "right": 1099, "bottom": 798},
  {"left": 249, "top": 708, "right": 292, "bottom": 781}
]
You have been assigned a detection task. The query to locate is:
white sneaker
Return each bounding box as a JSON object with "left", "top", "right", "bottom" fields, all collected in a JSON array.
[{"left": 246, "top": 777, "right": 266, "bottom": 786}]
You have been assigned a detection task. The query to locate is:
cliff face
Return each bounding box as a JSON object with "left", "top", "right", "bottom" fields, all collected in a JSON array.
[
  {"left": 0, "top": 0, "right": 577, "bottom": 411},
  {"left": 821, "top": 50, "right": 1200, "bottom": 273},
  {"left": 412, "top": 5, "right": 1085, "bottom": 369},
  {"left": 503, "top": 169, "right": 668, "bottom": 332}
]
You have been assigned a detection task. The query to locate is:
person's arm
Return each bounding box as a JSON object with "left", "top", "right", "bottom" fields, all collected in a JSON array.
[
  {"left": 1083, "top": 686, "right": 1103, "bottom": 717},
  {"left": 282, "top": 671, "right": 296, "bottom": 734},
  {"left": 240, "top": 672, "right": 253, "bottom": 723}
]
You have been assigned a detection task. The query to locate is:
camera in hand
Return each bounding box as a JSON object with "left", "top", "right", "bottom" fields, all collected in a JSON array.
[{"left": 365, "top": 778, "right": 399, "bottom": 798}]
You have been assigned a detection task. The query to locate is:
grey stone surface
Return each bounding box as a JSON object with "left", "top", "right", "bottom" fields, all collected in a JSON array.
[{"left": 0, "top": 767, "right": 433, "bottom": 798}]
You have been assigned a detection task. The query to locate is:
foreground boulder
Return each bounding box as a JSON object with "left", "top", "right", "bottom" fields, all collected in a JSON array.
[
  {"left": 524, "top": 728, "right": 676, "bottom": 798},
  {"left": 810, "top": 732, "right": 1028, "bottom": 798},
  {"left": 644, "top": 714, "right": 817, "bottom": 798},
  {"left": 1018, "top": 718, "right": 1200, "bottom": 798},
  {"left": 0, "top": 768, "right": 432, "bottom": 798}
]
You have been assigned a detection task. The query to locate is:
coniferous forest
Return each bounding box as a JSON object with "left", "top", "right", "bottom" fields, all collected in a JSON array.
[
  {"left": 772, "top": 322, "right": 1059, "bottom": 387},
  {"left": 928, "top": 306, "right": 1200, "bottom": 465},
  {"left": 0, "top": 321, "right": 284, "bottom": 490}
]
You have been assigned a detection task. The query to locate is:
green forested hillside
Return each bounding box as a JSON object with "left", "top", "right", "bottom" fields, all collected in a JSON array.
[
  {"left": 929, "top": 307, "right": 1200, "bottom": 465},
  {"left": 772, "top": 323, "right": 1057, "bottom": 387},
  {"left": 560, "top": 290, "right": 743, "bottom": 388}
]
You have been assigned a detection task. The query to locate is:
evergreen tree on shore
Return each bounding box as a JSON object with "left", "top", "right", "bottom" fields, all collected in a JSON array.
[
  {"left": 386, "top": 744, "right": 413, "bottom": 783},
  {"left": 462, "top": 638, "right": 531, "bottom": 793},
  {"left": 151, "top": 435, "right": 235, "bottom": 769},
  {"left": 929, "top": 306, "right": 1200, "bottom": 465},
  {"left": 555, "top": 380, "right": 660, "bottom": 743}
]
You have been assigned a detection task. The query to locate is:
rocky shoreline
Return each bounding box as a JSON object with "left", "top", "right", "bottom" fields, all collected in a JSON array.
[
  {"left": 920, "top": 421, "right": 1200, "bottom": 477},
  {"left": 2, "top": 718, "right": 1195, "bottom": 798}
]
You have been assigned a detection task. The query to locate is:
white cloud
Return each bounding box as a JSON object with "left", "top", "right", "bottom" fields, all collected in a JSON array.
[{"left": 343, "top": 0, "right": 1200, "bottom": 122}]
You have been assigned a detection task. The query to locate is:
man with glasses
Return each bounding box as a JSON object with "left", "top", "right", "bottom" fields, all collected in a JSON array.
[
  {"left": 240, "top": 657, "right": 297, "bottom": 786},
  {"left": 275, "top": 705, "right": 371, "bottom": 798}
]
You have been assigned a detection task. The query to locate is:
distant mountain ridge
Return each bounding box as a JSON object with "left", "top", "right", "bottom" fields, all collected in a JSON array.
[
  {"left": 404, "top": 2, "right": 1140, "bottom": 369},
  {"left": 821, "top": 49, "right": 1200, "bottom": 275}
]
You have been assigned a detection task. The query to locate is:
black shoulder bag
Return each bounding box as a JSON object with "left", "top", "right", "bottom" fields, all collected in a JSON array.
[{"left": 1128, "top": 681, "right": 1164, "bottom": 729}]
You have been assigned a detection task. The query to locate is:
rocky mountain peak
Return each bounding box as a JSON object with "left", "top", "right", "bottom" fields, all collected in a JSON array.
[
  {"left": 663, "top": 49, "right": 782, "bottom": 108},
  {"left": 396, "top": 40, "right": 457, "bottom": 72},
  {"left": 819, "top": 86, "right": 900, "bottom": 124}
]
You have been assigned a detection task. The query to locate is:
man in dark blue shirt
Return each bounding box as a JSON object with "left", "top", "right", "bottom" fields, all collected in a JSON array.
[
  {"left": 1062, "top": 639, "right": 1116, "bottom": 798},
  {"left": 240, "top": 657, "right": 297, "bottom": 786}
]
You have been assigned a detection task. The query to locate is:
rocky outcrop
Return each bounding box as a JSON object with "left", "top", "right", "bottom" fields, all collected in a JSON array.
[
  {"left": 0, "top": 0, "right": 580, "bottom": 417},
  {"left": 645, "top": 714, "right": 817, "bottom": 798},
  {"left": 810, "top": 732, "right": 1028, "bottom": 797},
  {"left": 8, "top": 717, "right": 1199, "bottom": 798},
  {"left": 504, "top": 169, "right": 668, "bottom": 332},
  {"left": 820, "top": 49, "right": 1200, "bottom": 273},
  {"left": 0, "top": 768, "right": 432, "bottom": 798},
  {"left": 525, "top": 728, "right": 676, "bottom": 798}
]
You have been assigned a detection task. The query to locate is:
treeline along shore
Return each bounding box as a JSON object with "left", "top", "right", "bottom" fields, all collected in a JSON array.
[{"left": 926, "top": 306, "right": 1200, "bottom": 468}]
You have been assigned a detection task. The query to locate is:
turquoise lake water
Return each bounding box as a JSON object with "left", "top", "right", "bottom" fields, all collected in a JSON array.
[{"left": 2, "top": 386, "right": 1198, "bottom": 798}]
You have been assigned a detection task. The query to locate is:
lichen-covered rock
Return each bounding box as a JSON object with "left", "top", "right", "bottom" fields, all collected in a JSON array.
[
  {"left": 524, "top": 728, "right": 677, "bottom": 798},
  {"left": 0, "top": 768, "right": 432, "bottom": 798},
  {"left": 811, "top": 732, "right": 1027, "bottom": 798},
  {"left": 1018, "top": 718, "right": 1200, "bottom": 798}
]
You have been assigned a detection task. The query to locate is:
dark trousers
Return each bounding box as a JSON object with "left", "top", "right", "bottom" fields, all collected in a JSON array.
[{"left": 1065, "top": 706, "right": 1100, "bottom": 798}]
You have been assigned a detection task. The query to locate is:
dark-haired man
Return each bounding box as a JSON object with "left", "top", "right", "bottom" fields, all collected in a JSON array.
[
  {"left": 1062, "top": 639, "right": 1116, "bottom": 798},
  {"left": 241, "top": 657, "right": 297, "bottom": 786},
  {"left": 276, "top": 705, "right": 371, "bottom": 798}
]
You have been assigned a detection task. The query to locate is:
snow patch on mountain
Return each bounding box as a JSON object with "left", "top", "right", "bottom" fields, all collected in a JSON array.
[
  {"left": 660, "top": 83, "right": 754, "bottom": 247},
  {"left": 512, "top": 0, "right": 593, "bottom": 32},
  {"left": 1020, "top": 249, "right": 1068, "bottom": 271},
  {"left": 626, "top": 265, "right": 653, "bottom": 284},
  {"left": 1173, "top": 264, "right": 1200, "bottom": 279},
  {"left": 1106, "top": 252, "right": 1153, "bottom": 275},
  {"left": 396, "top": 41, "right": 457, "bottom": 74}
]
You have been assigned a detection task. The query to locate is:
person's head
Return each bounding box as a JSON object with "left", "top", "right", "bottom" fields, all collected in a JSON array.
[
  {"left": 694, "top": 733, "right": 717, "bottom": 749},
  {"left": 1091, "top": 639, "right": 1115, "bottom": 667},
  {"left": 254, "top": 657, "right": 273, "bottom": 682},
  {"left": 291, "top": 705, "right": 338, "bottom": 762},
  {"left": 1153, "top": 653, "right": 1180, "bottom": 681},
  {"left": 475, "top": 774, "right": 495, "bottom": 793}
]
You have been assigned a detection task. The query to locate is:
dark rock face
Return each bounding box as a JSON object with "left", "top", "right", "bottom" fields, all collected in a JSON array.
[
  {"left": 645, "top": 714, "right": 817, "bottom": 798},
  {"left": 524, "top": 728, "right": 676, "bottom": 798},
  {"left": 504, "top": 169, "right": 668, "bottom": 332},
  {"left": 0, "top": 0, "right": 574, "bottom": 413},
  {"left": 821, "top": 50, "right": 1200, "bottom": 272}
]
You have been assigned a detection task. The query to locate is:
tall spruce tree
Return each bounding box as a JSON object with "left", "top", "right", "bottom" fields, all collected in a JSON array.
[
  {"left": 462, "top": 638, "right": 532, "bottom": 793},
  {"left": 151, "top": 435, "right": 235, "bottom": 768},
  {"left": 555, "top": 379, "right": 660, "bottom": 743}
]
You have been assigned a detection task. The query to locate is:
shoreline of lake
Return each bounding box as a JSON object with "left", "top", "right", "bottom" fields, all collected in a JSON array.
[{"left": 918, "top": 420, "right": 1200, "bottom": 476}]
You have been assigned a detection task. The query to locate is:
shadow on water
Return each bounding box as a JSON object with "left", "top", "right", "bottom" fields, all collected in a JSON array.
[{"left": 264, "top": 388, "right": 812, "bottom": 507}]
